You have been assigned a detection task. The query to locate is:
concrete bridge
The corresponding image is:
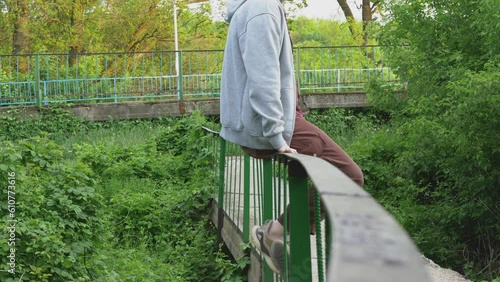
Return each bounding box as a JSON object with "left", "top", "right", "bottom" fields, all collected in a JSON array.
[{"left": 0, "top": 92, "right": 369, "bottom": 121}]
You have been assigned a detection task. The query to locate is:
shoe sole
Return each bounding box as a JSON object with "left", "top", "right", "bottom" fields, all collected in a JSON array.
[
  {"left": 250, "top": 225, "right": 281, "bottom": 275},
  {"left": 271, "top": 240, "right": 290, "bottom": 278}
]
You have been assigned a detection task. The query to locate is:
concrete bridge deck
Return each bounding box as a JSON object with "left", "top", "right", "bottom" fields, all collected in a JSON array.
[{"left": 0, "top": 92, "right": 369, "bottom": 120}]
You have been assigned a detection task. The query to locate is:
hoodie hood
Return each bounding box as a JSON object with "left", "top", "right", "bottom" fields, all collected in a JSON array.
[{"left": 225, "top": 0, "right": 246, "bottom": 22}]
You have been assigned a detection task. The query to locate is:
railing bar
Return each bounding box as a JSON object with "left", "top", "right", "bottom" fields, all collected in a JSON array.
[
  {"left": 314, "top": 188, "right": 325, "bottom": 282},
  {"left": 242, "top": 152, "right": 250, "bottom": 241},
  {"left": 257, "top": 157, "right": 263, "bottom": 225},
  {"left": 240, "top": 151, "right": 245, "bottom": 228},
  {"left": 1, "top": 47, "right": 400, "bottom": 105},
  {"left": 232, "top": 149, "right": 240, "bottom": 222},
  {"left": 229, "top": 145, "right": 236, "bottom": 219},
  {"left": 254, "top": 158, "right": 261, "bottom": 228},
  {"left": 226, "top": 144, "right": 235, "bottom": 218},
  {"left": 224, "top": 144, "right": 232, "bottom": 214},
  {"left": 283, "top": 161, "right": 289, "bottom": 282},
  {"left": 262, "top": 158, "right": 274, "bottom": 281},
  {"left": 230, "top": 145, "right": 237, "bottom": 220}
]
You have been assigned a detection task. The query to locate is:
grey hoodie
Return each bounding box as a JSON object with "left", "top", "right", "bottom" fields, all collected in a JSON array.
[{"left": 219, "top": 0, "right": 296, "bottom": 150}]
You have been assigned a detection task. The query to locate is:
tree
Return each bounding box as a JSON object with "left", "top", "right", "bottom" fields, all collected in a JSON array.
[
  {"left": 337, "top": 0, "right": 354, "bottom": 20},
  {"left": 11, "top": 0, "right": 29, "bottom": 55},
  {"left": 68, "top": 1, "right": 98, "bottom": 54},
  {"left": 0, "top": 0, "right": 227, "bottom": 54},
  {"left": 335, "top": 0, "right": 379, "bottom": 45},
  {"left": 363, "top": 0, "right": 500, "bottom": 280},
  {"left": 289, "top": 17, "right": 360, "bottom": 46},
  {"left": 361, "top": 0, "right": 376, "bottom": 45}
]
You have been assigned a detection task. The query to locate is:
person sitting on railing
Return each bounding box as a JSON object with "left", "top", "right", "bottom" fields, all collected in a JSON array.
[{"left": 219, "top": 0, "right": 364, "bottom": 277}]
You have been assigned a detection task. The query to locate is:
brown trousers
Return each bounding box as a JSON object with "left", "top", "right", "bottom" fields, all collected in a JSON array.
[{"left": 242, "top": 116, "right": 364, "bottom": 233}]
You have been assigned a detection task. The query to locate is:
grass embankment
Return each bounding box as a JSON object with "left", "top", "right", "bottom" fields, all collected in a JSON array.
[{"left": 0, "top": 108, "right": 244, "bottom": 282}]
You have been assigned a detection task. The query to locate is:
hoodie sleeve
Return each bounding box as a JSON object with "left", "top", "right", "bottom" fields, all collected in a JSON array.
[{"left": 239, "top": 11, "right": 287, "bottom": 150}]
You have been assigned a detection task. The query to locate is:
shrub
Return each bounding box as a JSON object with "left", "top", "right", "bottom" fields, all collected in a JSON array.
[
  {"left": 367, "top": 0, "right": 500, "bottom": 279},
  {"left": 0, "top": 107, "right": 88, "bottom": 141},
  {"left": 0, "top": 137, "right": 103, "bottom": 281}
]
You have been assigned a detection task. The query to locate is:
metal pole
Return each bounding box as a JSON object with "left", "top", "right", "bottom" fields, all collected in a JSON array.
[
  {"left": 35, "top": 55, "right": 41, "bottom": 107},
  {"left": 173, "top": 0, "right": 180, "bottom": 99}
]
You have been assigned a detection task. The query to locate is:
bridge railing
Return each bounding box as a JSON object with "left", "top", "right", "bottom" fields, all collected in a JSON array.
[
  {"left": 205, "top": 128, "right": 432, "bottom": 282},
  {"left": 0, "top": 46, "right": 397, "bottom": 106}
]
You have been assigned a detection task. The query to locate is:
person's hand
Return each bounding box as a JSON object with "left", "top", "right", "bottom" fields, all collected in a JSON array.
[{"left": 277, "top": 145, "right": 297, "bottom": 154}]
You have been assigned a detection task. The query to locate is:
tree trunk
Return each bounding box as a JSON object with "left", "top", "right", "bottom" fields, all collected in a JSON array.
[
  {"left": 336, "top": 0, "right": 355, "bottom": 36},
  {"left": 12, "top": 0, "right": 29, "bottom": 54},
  {"left": 337, "top": 0, "right": 354, "bottom": 19},
  {"left": 69, "top": 0, "right": 85, "bottom": 66},
  {"left": 11, "top": 0, "right": 30, "bottom": 71},
  {"left": 362, "top": 0, "right": 373, "bottom": 46}
]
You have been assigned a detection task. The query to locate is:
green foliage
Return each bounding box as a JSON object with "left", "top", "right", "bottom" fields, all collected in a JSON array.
[
  {"left": 1, "top": 0, "right": 226, "bottom": 54},
  {"left": 76, "top": 113, "right": 226, "bottom": 281},
  {"left": 306, "top": 108, "right": 380, "bottom": 149},
  {"left": 379, "top": 0, "right": 499, "bottom": 98},
  {"left": 366, "top": 80, "right": 407, "bottom": 119},
  {"left": 0, "top": 110, "right": 237, "bottom": 281},
  {"left": 217, "top": 243, "right": 251, "bottom": 282},
  {"left": 0, "top": 136, "right": 103, "bottom": 281},
  {"left": 360, "top": 0, "right": 500, "bottom": 280},
  {"left": 156, "top": 111, "right": 219, "bottom": 168},
  {"left": 290, "top": 17, "right": 364, "bottom": 46},
  {"left": 0, "top": 107, "right": 88, "bottom": 141}
]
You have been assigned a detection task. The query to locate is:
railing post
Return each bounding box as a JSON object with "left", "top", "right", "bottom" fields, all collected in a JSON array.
[
  {"left": 35, "top": 55, "right": 42, "bottom": 107},
  {"left": 262, "top": 159, "right": 273, "bottom": 222},
  {"left": 243, "top": 153, "right": 251, "bottom": 242},
  {"left": 177, "top": 51, "right": 183, "bottom": 100},
  {"left": 295, "top": 47, "right": 301, "bottom": 95},
  {"left": 120, "top": 53, "right": 126, "bottom": 103},
  {"left": 337, "top": 69, "right": 341, "bottom": 92},
  {"left": 43, "top": 81, "right": 48, "bottom": 105},
  {"left": 288, "top": 159, "right": 312, "bottom": 282},
  {"left": 217, "top": 138, "right": 226, "bottom": 246},
  {"left": 262, "top": 158, "right": 274, "bottom": 281},
  {"left": 313, "top": 189, "right": 325, "bottom": 282}
]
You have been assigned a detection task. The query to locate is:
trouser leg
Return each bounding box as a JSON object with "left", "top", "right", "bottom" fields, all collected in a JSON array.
[
  {"left": 277, "top": 116, "right": 364, "bottom": 233},
  {"left": 289, "top": 116, "right": 364, "bottom": 186}
]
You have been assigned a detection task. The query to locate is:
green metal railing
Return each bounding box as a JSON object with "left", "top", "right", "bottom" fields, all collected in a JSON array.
[
  {"left": 214, "top": 138, "right": 322, "bottom": 281},
  {"left": 0, "top": 46, "right": 397, "bottom": 106},
  {"left": 205, "top": 128, "right": 433, "bottom": 282}
]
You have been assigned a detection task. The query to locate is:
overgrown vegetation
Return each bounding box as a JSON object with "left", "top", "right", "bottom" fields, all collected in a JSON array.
[
  {"left": 0, "top": 94, "right": 497, "bottom": 281},
  {"left": 0, "top": 109, "right": 246, "bottom": 281},
  {"left": 350, "top": 0, "right": 499, "bottom": 280},
  {"left": 0, "top": 0, "right": 498, "bottom": 280}
]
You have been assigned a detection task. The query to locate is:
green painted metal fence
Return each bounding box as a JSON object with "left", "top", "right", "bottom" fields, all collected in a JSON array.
[
  {"left": 205, "top": 128, "right": 433, "bottom": 282},
  {"left": 0, "top": 46, "right": 397, "bottom": 106},
  {"left": 214, "top": 137, "right": 324, "bottom": 281}
]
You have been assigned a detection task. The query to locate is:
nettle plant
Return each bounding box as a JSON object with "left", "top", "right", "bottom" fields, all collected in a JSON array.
[{"left": 0, "top": 137, "right": 103, "bottom": 282}]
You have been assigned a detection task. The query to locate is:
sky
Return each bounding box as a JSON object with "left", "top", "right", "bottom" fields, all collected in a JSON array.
[
  {"left": 204, "top": 0, "right": 363, "bottom": 21},
  {"left": 292, "top": 0, "right": 362, "bottom": 20}
]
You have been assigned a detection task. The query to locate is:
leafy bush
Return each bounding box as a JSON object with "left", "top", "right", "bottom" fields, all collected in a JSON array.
[
  {"left": 0, "top": 136, "right": 103, "bottom": 281},
  {"left": 0, "top": 110, "right": 241, "bottom": 281},
  {"left": 306, "top": 107, "right": 380, "bottom": 149},
  {"left": 156, "top": 110, "right": 218, "bottom": 168},
  {"left": 0, "top": 107, "right": 88, "bottom": 141},
  {"left": 361, "top": 0, "right": 500, "bottom": 279}
]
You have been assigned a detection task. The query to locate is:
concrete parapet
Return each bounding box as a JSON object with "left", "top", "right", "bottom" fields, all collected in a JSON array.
[{"left": 0, "top": 93, "right": 369, "bottom": 121}]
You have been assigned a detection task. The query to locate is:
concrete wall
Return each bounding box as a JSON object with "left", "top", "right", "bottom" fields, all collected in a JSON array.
[{"left": 0, "top": 93, "right": 368, "bottom": 121}]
